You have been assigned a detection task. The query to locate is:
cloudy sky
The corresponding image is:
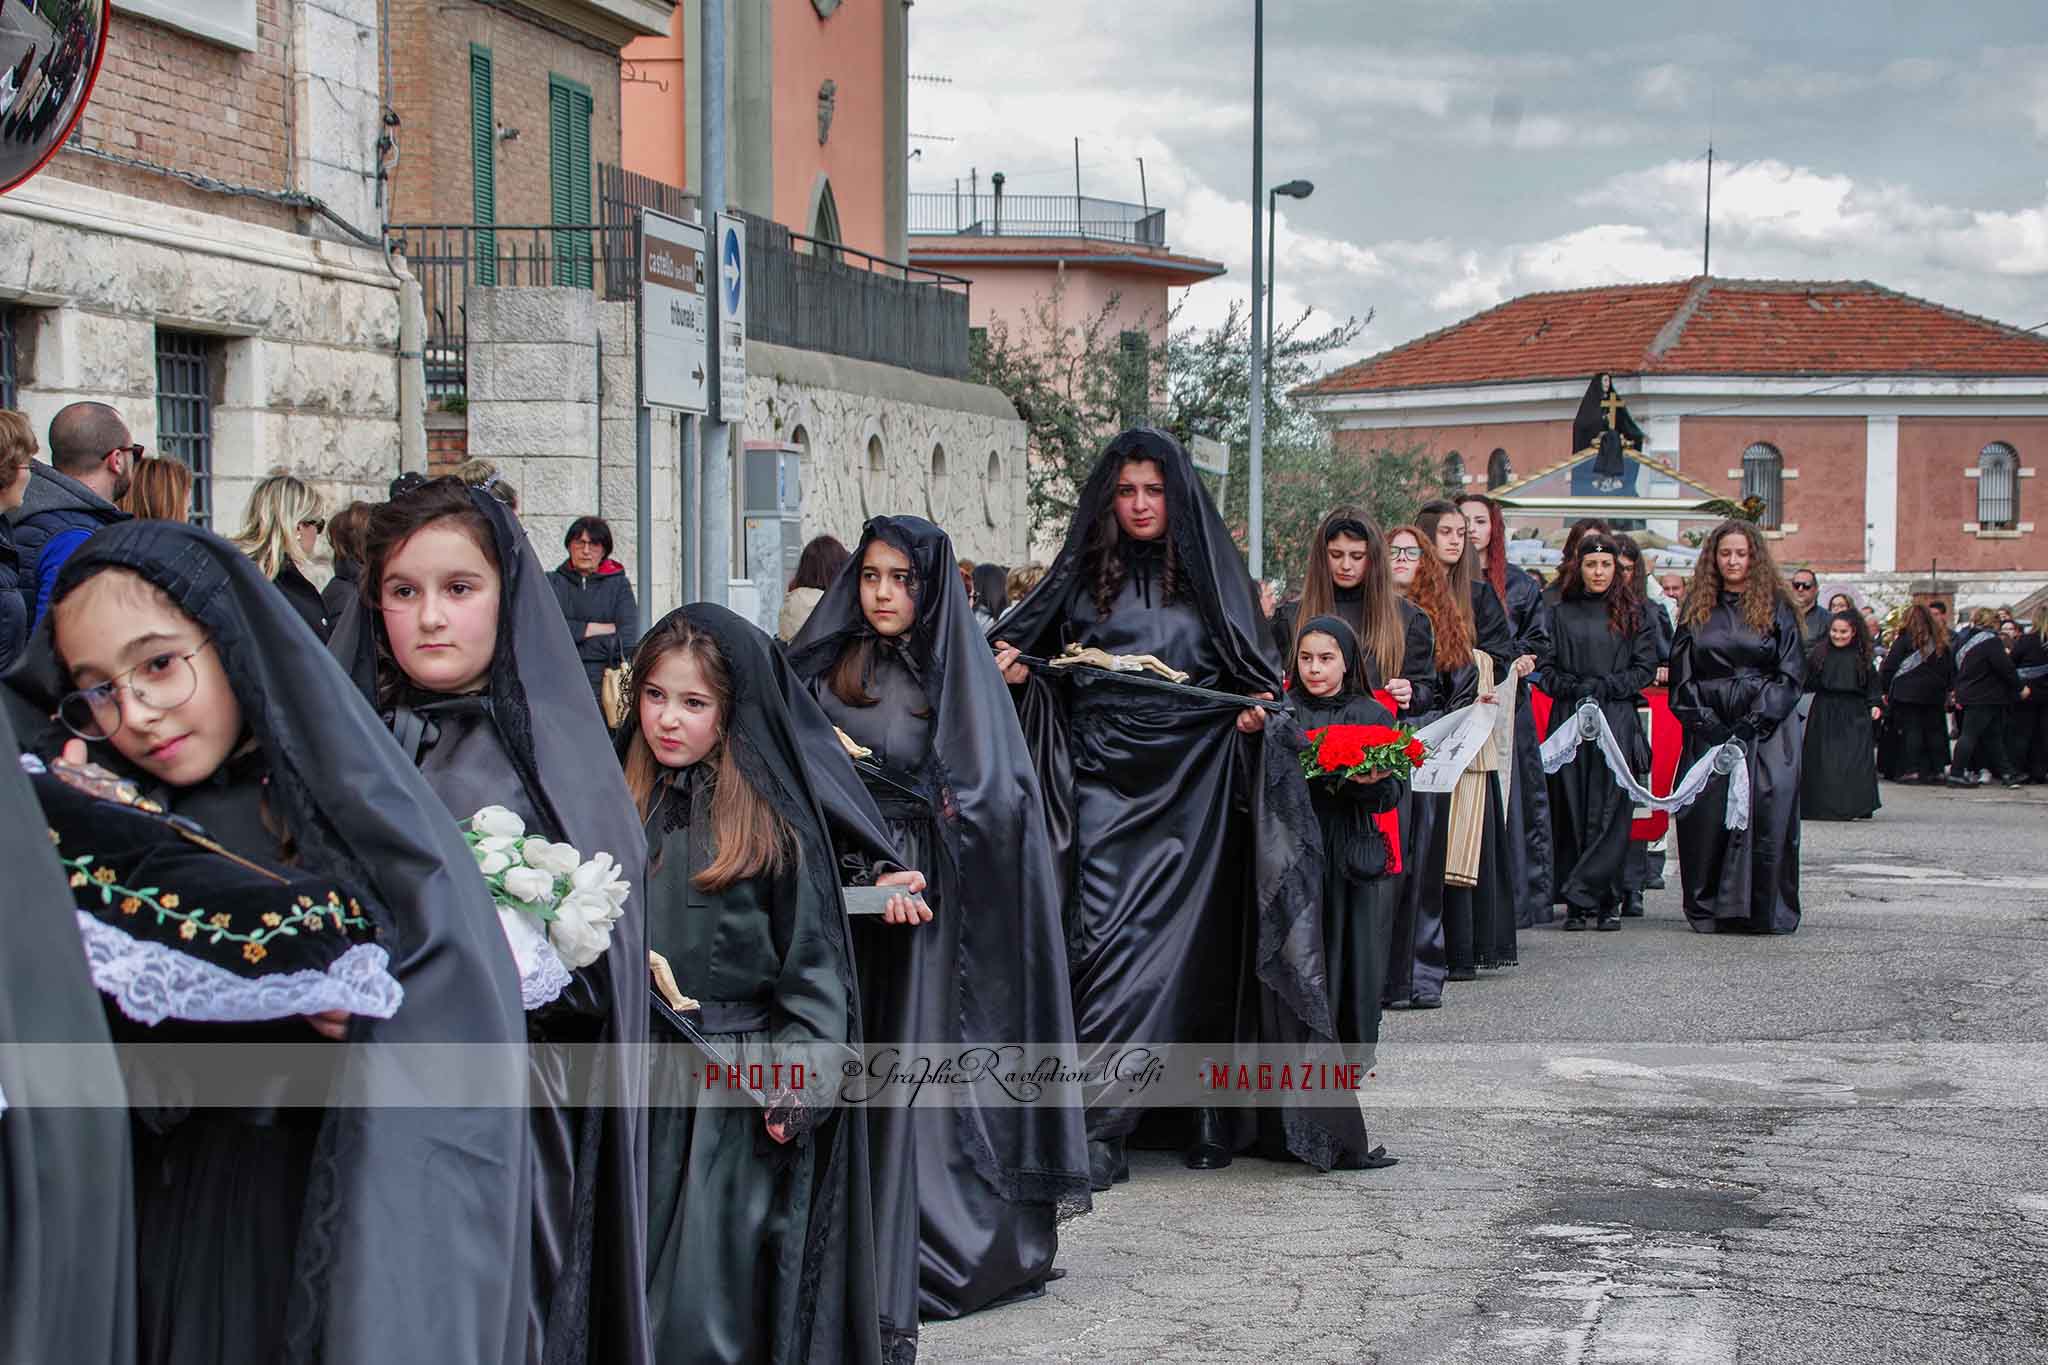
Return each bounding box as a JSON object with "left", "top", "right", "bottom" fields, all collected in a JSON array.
[{"left": 909, "top": 1, "right": 2048, "bottom": 368}]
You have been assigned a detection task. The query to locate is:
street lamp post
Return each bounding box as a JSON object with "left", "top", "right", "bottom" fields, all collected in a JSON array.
[
  {"left": 1266, "top": 179, "right": 1314, "bottom": 392},
  {"left": 1248, "top": 0, "right": 1264, "bottom": 579}
]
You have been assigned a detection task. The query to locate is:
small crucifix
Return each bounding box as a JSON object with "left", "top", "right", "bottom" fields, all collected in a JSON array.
[{"left": 1599, "top": 379, "right": 1626, "bottom": 432}]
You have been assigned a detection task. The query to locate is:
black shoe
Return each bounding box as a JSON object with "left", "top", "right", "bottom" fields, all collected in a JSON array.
[
  {"left": 1087, "top": 1138, "right": 1128, "bottom": 1191},
  {"left": 1596, "top": 912, "right": 1621, "bottom": 932},
  {"left": 1184, "top": 1109, "right": 1233, "bottom": 1170},
  {"left": 1563, "top": 914, "right": 1589, "bottom": 931},
  {"left": 1945, "top": 772, "right": 1981, "bottom": 788},
  {"left": 1446, "top": 966, "right": 1478, "bottom": 982},
  {"left": 1621, "top": 892, "right": 1645, "bottom": 918},
  {"left": 2003, "top": 775, "right": 2026, "bottom": 789},
  {"left": 1409, "top": 994, "right": 1443, "bottom": 1010},
  {"left": 1336, "top": 1144, "right": 1399, "bottom": 1171},
  {"left": 1384, "top": 996, "right": 1415, "bottom": 1010}
]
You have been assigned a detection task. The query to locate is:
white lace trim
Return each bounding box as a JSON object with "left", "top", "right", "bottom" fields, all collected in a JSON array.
[
  {"left": 497, "top": 906, "right": 573, "bottom": 1011},
  {"left": 76, "top": 912, "right": 405, "bottom": 1026}
]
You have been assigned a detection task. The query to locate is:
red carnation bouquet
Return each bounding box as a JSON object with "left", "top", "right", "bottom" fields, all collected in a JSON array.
[{"left": 1299, "top": 723, "right": 1428, "bottom": 784}]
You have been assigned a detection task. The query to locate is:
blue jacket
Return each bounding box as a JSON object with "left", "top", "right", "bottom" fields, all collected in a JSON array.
[{"left": 8, "top": 464, "right": 131, "bottom": 624}]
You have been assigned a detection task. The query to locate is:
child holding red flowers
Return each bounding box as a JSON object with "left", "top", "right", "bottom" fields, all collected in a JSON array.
[{"left": 1287, "top": 615, "right": 1407, "bottom": 1170}]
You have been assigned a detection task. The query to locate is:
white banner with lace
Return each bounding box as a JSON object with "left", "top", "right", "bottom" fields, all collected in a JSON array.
[{"left": 1539, "top": 699, "right": 1751, "bottom": 830}]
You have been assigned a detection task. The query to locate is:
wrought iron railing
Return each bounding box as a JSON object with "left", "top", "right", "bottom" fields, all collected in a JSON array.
[{"left": 909, "top": 190, "right": 1167, "bottom": 247}]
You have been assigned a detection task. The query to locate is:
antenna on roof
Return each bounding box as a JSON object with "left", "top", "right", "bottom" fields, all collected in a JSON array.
[{"left": 1702, "top": 140, "right": 1714, "bottom": 279}]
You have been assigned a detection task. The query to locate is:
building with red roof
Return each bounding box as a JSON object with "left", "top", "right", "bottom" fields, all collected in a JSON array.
[{"left": 1298, "top": 277, "right": 2048, "bottom": 605}]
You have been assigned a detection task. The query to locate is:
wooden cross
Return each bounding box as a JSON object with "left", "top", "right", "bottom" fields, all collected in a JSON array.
[{"left": 1600, "top": 384, "right": 1626, "bottom": 431}]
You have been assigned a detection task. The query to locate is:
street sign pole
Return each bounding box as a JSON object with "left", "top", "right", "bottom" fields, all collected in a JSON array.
[
  {"left": 700, "top": 0, "right": 731, "bottom": 606},
  {"left": 637, "top": 206, "right": 712, "bottom": 606}
]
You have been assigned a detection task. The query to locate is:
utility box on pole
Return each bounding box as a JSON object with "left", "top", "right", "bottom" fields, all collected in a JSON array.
[{"left": 742, "top": 440, "right": 803, "bottom": 637}]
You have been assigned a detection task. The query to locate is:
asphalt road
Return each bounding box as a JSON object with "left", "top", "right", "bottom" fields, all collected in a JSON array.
[{"left": 923, "top": 780, "right": 2048, "bottom": 1363}]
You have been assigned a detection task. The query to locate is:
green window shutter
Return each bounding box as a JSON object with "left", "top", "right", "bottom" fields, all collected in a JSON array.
[
  {"left": 549, "top": 75, "right": 594, "bottom": 289},
  {"left": 471, "top": 45, "right": 496, "bottom": 286}
]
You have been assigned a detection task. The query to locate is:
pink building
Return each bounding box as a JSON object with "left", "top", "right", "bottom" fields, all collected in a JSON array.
[
  {"left": 907, "top": 189, "right": 1224, "bottom": 349},
  {"left": 619, "top": 0, "right": 907, "bottom": 259}
]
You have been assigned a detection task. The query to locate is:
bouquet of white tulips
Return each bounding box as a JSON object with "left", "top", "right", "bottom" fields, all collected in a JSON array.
[{"left": 464, "top": 805, "right": 631, "bottom": 1010}]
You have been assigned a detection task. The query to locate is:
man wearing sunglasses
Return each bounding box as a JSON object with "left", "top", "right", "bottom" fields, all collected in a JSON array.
[{"left": 8, "top": 401, "right": 137, "bottom": 626}]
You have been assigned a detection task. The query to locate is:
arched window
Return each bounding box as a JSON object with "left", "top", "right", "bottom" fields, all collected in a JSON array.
[
  {"left": 861, "top": 432, "right": 884, "bottom": 513},
  {"left": 1978, "top": 442, "right": 2019, "bottom": 530},
  {"left": 928, "top": 442, "right": 948, "bottom": 517},
  {"left": 812, "top": 180, "right": 843, "bottom": 246},
  {"left": 1741, "top": 442, "right": 1783, "bottom": 529},
  {"left": 1441, "top": 450, "right": 1466, "bottom": 491},
  {"left": 984, "top": 450, "right": 1003, "bottom": 527},
  {"left": 1487, "top": 448, "right": 1512, "bottom": 489}
]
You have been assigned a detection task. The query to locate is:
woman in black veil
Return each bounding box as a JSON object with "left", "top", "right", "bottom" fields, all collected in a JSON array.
[
  {"left": 330, "top": 477, "right": 650, "bottom": 1365},
  {"left": 992, "top": 427, "right": 1362, "bottom": 1178},
  {"left": 788, "top": 515, "right": 1091, "bottom": 1339},
  {"left": 619, "top": 603, "right": 883, "bottom": 1365},
  {"left": 0, "top": 699, "right": 135, "bottom": 1365},
  {"left": 7, "top": 519, "right": 531, "bottom": 1364}
]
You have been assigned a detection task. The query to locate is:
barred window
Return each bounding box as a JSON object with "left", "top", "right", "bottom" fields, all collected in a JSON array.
[
  {"left": 1441, "top": 450, "right": 1466, "bottom": 491},
  {"left": 155, "top": 331, "right": 216, "bottom": 527},
  {"left": 0, "top": 309, "right": 18, "bottom": 410},
  {"left": 1978, "top": 442, "right": 2018, "bottom": 530},
  {"left": 1741, "top": 442, "right": 1783, "bottom": 529},
  {"left": 1487, "top": 448, "right": 1512, "bottom": 489}
]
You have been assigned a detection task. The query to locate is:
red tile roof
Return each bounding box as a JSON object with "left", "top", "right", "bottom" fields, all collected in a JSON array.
[{"left": 1300, "top": 277, "right": 2048, "bottom": 397}]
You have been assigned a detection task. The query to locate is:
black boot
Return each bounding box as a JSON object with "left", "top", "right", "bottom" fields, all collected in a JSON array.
[
  {"left": 1621, "top": 890, "right": 1645, "bottom": 918},
  {"left": 1184, "top": 1108, "right": 1233, "bottom": 1170},
  {"left": 1088, "top": 1137, "right": 1129, "bottom": 1191}
]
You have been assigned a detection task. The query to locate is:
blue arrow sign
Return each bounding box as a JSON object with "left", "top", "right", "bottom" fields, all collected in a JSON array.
[{"left": 722, "top": 226, "right": 744, "bottom": 315}]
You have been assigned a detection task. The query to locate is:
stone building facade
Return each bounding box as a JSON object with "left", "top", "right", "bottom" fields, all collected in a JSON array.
[{"left": 1, "top": 0, "right": 404, "bottom": 538}]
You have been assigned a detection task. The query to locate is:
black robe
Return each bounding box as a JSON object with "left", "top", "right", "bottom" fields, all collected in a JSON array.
[
  {"left": 8, "top": 520, "right": 533, "bottom": 1365},
  {"left": 1879, "top": 638, "right": 1954, "bottom": 778},
  {"left": 623, "top": 605, "right": 881, "bottom": 1365},
  {"left": 1803, "top": 646, "right": 1882, "bottom": 820},
  {"left": 331, "top": 487, "right": 651, "bottom": 1365},
  {"left": 1539, "top": 594, "right": 1658, "bottom": 914},
  {"left": 790, "top": 515, "right": 1088, "bottom": 1340},
  {"left": 1285, "top": 615, "right": 1404, "bottom": 1064},
  {"left": 993, "top": 427, "right": 1359, "bottom": 1170},
  {"left": 1496, "top": 566, "right": 1555, "bottom": 928},
  {"left": 1440, "top": 581, "right": 1517, "bottom": 972},
  {"left": 1669, "top": 593, "right": 1804, "bottom": 934},
  {"left": 0, "top": 702, "right": 136, "bottom": 1365},
  {"left": 1380, "top": 600, "right": 1444, "bottom": 1008}
]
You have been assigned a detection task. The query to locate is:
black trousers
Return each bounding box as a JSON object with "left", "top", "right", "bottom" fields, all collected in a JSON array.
[
  {"left": 1951, "top": 704, "right": 2014, "bottom": 779},
  {"left": 2021, "top": 704, "right": 2048, "bottom": 781},
  {"left": 1888, "top": 701, "right": 1949, "bottom": 777}
]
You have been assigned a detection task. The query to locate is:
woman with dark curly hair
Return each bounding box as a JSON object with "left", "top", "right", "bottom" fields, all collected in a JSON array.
[{"left": 1670, "top": 520, "right": 1806, "bottom": 934}]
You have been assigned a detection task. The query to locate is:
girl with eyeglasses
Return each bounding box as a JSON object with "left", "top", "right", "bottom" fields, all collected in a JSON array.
[{"left": 8, "top": 520, "right": 531, "bottom": 1365}]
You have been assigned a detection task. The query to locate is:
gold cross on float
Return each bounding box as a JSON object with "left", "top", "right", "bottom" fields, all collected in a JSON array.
[{"left": 1599, "top": 379, "right": 1627, "bottom": 432}]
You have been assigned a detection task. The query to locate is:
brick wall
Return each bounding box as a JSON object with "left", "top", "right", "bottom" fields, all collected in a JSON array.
[
  {"left": 386, "top": 0, "right": 623, "bottom": 229},
  {"left": 1679, "top": 416, "right": 1868, "bottom": 574},
  {"left": 1897, "top": 416, "right": 2048, "bottom": 574},
  {"left": 46, "top": 4, "right": 296, "bottom": 230}
]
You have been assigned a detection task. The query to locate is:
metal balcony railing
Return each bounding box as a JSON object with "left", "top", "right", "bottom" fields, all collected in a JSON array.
[{"left": 910, "top": 190, "right": 1167, "bottom": 247}]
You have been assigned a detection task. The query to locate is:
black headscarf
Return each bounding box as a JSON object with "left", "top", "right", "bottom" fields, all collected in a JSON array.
[
  {"left": 0, "top": 702, "right": 136, "bottom": 1365},
  {"left": 788, "top": 515, "right": 1091, "bottom": 1212},
  {"left": 991, "top": 426, "right": 1281, "bottom": 690},
  {"left": 616, "top": 603, "right": 879, "bottom": 1363},
  {"left": 1285, "top": 614, "right": 1396, "bottom": 724},
  {"left": 328, "top": 485, "right": 650, "bottom": 1365},
  {"left": 969, "top": 561, "right": 1010, "bottom": 619},
  {"left": 9, "top": 520, "right": 531, "bottom": 1365}
]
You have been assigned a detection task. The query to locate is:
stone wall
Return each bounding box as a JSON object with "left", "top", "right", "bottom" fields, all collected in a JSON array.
[
  {"left": 0, "top": 175, "right": 405, "bottom": 543},
  {"left": 741, "top": 339, "right": 1028, "bottom": 563},
  {"left": 464, "top": 288, "right": 683, "bottom": 617}
]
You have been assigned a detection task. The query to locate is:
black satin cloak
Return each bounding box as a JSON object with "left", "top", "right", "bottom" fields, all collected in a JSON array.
[
  {"left": 10, "top": 521, "right": 531, "bottom": 1365},
  {"left": 1538, "top": 594, "right": 1658, "bottom": 914},
  {"left": 1498, "top": 566, "right": 1555, "bottom": 927},
  {"left": 788, "top": 516, "right": 1090, "bottom": 1325},
  {"left": 619, "top": 604, "right": 881, "bottom": 1365},
  {"left": 992, "top": 428, "right": 1358, "bottom": 1170},
  {"left": 1669, "top": 593, "right": 1804, "bottom": 934},
  {"left": 1802, "top": 645, "right": 1881, "bottom": 821},
  {"left": 0, "top": 702, "right": 136, "bottom": 1365},
  {"left": 330, "top": 488, "right": 650, "bottom": 1365}
]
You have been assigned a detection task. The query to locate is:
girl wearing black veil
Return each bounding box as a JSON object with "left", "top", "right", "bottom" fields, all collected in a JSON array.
[
  {"left": 330, "top": 477, "right": 650, "bottom": 1365},
  {"left": 8, "top": 519, "right": 531, "bottom": 1364},
  {"left": 1669, "top": 521, "right": 1805, "bottom": 934},
  {"left": 1285, "top": 616, "right": 1405, "bottom": 1168},
  {"left": 1270, "top": 507, "right": 1434, "bottom": 720},
  {"left": 0, "top": 698, "right": 135, "bottom": 1365},
  {"left": 788, "top": 515, "right": 1091, "bottom": 1339},
  {"left": 619, "top": 604, "right": 882, "bottom": 1365},
  {"left": 1415, "top": 500, "right": 1517, "bottom": 976},
  {"left": 1457, "top": 492, "right": 1554, "bottom": 930},
  {"left": 1537, "top": 535, "right": 1659, "bottom": 930},
  {"left": 1802, "top": 611, "right": 1882, "bottom": 820},
  {"left": 992, "top": 427, "right": 1360, "bottom": 1178}
]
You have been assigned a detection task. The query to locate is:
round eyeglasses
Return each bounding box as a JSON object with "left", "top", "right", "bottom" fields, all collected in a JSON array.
[
  {"left": 1388, "top": 545, "right": 1425, "bottom": 562},
  {"left": 58, "top": 640, "right": 214, "bottom": 741}
]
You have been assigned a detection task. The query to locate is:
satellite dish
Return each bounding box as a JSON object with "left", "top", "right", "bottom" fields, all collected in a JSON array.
[{"left": 0, "top": 0, "right": 112, "bottom": 197}]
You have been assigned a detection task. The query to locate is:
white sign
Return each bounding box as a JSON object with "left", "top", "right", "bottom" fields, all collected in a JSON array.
[
  {"left": 639, "top": 208, "right": 709, "bottom": 415},
  {"left": 715, "top": 213, "right": 748, "bottom": 421}
]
